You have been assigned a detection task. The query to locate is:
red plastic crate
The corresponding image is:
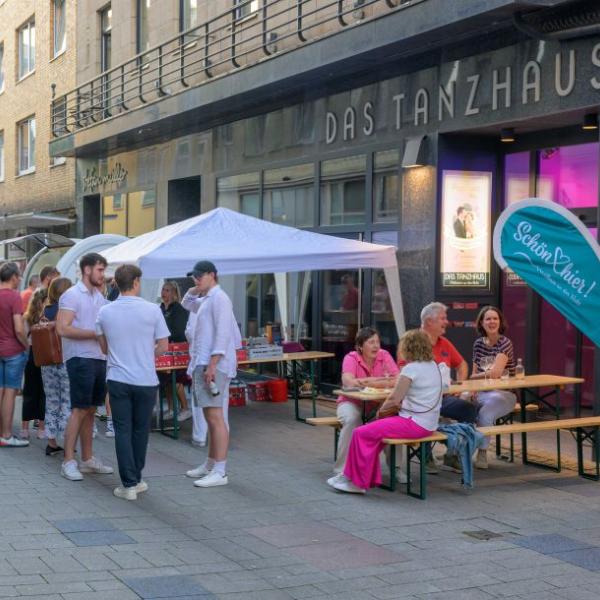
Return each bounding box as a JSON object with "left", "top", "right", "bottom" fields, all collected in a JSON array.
[{"left": 155, "top": 354, "right": 174, "bottom": 368}]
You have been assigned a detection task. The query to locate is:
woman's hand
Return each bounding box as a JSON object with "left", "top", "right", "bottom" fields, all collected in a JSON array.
[{"left": 376, "top": 396, "right": 400, "bottom": 419}]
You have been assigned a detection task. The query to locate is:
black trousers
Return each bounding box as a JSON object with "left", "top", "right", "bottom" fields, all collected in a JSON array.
[
  {"left": 440, "top": 395, "right": 477, "bottom": 423},
  {"left": 108, "top": 380, "right": 157, "bottom": 488}
]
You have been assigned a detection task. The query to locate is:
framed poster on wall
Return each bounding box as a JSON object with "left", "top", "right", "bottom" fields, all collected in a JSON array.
[{"left": 440, "top": 170, "right": 492, "bottom": 289}]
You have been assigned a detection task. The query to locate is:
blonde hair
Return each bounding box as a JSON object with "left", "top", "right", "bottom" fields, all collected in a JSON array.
[
  {"left": 48, "top": 277, "right": 72, "bottom": 305},
  {"left": 398, "top": 329, "right": 433, "bottom": 362},
  {"left": 24, "top": 288, "right": 48, "bottom": 326},
  {"left": 162, "top": 280, "right": 181, "bottom": 303}
]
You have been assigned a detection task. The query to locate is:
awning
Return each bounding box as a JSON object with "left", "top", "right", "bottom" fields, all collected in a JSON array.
[
  {"left": 0, "top": 212, "right": 75, "bottom": 230},
  {"left": 0, "top": 233, "right": 75, "bottom": 253}
]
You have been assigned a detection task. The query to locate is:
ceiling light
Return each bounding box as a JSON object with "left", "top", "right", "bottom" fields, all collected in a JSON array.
[
  {"left": 582, "top": 114, "right": 598, "bottom": 131},
  {"left": 500, "top": 128, "right": 515, "bottom": 143}
]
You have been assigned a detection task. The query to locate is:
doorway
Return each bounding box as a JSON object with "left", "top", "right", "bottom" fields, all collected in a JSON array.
[{"left": 167, "top": 176, "right": 201, "bottom": 225}]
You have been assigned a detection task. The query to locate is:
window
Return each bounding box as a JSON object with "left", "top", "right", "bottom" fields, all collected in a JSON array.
[
  {"left": 100, "top": 5, "right": 112, "bottom": 72},
  {"left": 18, "top": 18, "right": 35, "bottom": 79},
  {"left": 217, "top": 172, "right": 260, "bottom": 216},
  {"left": 0, "top": 43, "right": 4, "bottom": 92},
  {"left": 17, "top": 116, "right": 36, "bottom": 174},
  {"left": 0, "top": 131, "right": 4, "bottom": 182},
  {"left": 137, "top": 0, "right": 151, "bottom": 54},
  {"left": 181, "top": 0, "right": 199, "bottom": 30},
  {"left": 51, "top": 156, "right": 66, "bottom": 167},
  {"left": 373, "top": 150, "right": 400, "bottom": 223},
  {"left": 234, "top": 0, "right": 258, "bottom": 20},
  {"left": 320, "top": 155, "right": 366, "bottom": 225},
  {"left": 53, "top": 0, "right": 66, "bottom": 57}
]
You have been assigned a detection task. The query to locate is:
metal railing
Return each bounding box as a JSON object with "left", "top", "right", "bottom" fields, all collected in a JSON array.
[{"left": 51, "top": 0, "right": 419, "bottom": 139}]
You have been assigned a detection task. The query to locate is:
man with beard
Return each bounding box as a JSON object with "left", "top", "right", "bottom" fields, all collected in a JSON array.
[{"left": 57, "top": 253, "right": 114, "bottom": 481}]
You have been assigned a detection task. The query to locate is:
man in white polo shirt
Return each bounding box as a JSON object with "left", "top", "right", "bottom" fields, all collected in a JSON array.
[
  {"left": 96, "top": 264, "right": 170, "bottom": 500},
  {"left": 57, "top": 253, "right": 113, "bottom": 481}
]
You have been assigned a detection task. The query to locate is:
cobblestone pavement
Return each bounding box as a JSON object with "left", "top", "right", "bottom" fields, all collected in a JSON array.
[{"left": 2, "top": 400, "right": 600, "bottom": 599}]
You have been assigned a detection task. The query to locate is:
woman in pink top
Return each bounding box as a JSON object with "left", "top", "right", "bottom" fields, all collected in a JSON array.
[{"left": 328, "top": 327, "right": 398, "bottom": 480}]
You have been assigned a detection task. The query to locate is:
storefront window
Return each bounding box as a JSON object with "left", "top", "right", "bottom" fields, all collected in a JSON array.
[
  {"left": 373, "top": 150, "right": 399, "bottom": 223},
  {"left": 217, "top": 172, "right": 260, "bottom": 217},
  {"left": 504, "top": 152, "right": 530, "bottom": 205},
  {"left": 320, "top": 155, "right": 366, "bottom": 225},
  {"left": 371, "top": 231, "right": 398, "bottom": 353},
  {"left": 538, "top": 143, "right": 599, "bottom": 208},
  {"left": 263, "top": 163, "right": 314, "bottom": 227}
]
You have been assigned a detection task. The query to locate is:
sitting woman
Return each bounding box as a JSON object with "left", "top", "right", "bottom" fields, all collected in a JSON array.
[
  {"left": 471, "top": 305, "right": 517, "bottom": 469},
  {"left": 333, "top": 329, "right": 448, "bottom": 494},
  {"left": 328, "top": 327, "right": 399, "bottom": 484}
]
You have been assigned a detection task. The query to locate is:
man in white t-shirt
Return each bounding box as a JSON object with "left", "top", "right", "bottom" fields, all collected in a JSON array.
[{"left": 96, "top": 264, "right": 170, "bottom": 501}]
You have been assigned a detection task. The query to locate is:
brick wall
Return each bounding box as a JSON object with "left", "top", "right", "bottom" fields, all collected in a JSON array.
[{"left": 0, "top": 0, "right": 77, "bottom": 223}]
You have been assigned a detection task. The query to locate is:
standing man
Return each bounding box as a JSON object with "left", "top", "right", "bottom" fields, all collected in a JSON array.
[
  {"left": 40, "top": 266, "right": 60, "bottom": 290},
  {"left": 20, "top": 274, "right": 39, "bottom": 311},
  {"left": 57, "top": 253, "right": 113, "bottom": 481},
  {"left": 96, "top": 264, "right": 170, "bottom": 500},
  {"left": 0, "top": 263, "right": 29, "bottom": 447},
  {"left": 453, "top": 206, "right": 468, "bottom": 238},
  {"left": 183, "top": 261, "right": 241, "bottom": 488}
]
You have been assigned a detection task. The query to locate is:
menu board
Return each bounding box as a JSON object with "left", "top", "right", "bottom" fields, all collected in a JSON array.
[{"left": 440, "top": 170, "right": 492, "bottom": 289}]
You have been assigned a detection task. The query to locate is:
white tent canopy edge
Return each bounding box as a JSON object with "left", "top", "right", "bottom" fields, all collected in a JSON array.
[{"left": 101, "top": 207, "right": 406, "bottom": 337}]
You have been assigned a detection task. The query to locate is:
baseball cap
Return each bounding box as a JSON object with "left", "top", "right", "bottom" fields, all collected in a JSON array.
[{"left": 187, "top": 260, "right": 217, "bottom": 278}]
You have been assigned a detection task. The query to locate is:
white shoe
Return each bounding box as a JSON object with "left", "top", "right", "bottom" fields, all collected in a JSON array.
[
  {"left": 326, "top": 473, "right": 345, "bottom": 488},
  {"left": 178, "top": 409, "right": 192, "bottom": 421},
  {"left": 113, "top": 486, "right": 137, "bottom": 501},
  {"left": 135, "top": 480, "right": 148, "bottom": 493},
  {"left": 186, "top": 465, "right": 211, "bottom": 478},
  {"left": 61, "top": 459, "right": 83, "bottom": 481},
  {"left": 193, "top": 471, "right": 228, "bottom": 487},
  {"left": 105, "top": 420, "right": 115, "bottom": 438},
  {"left": 332, "top": 476, "right": 366, "bottom": 494},
  {"left": 396, "top": 469, "right": 409, "bottom": 484},
  {"left": 191, "top": 439, "right": 207, "bottom": 448},
  {"left": 163, "top": 410, "right": 174, "bottom": 420},
  {"left": 0, "top": 436, "right": 29, "bottom": 447},
  {"left": 92, "top": 423, "right": 98, "bottom": 439},
  {"left": 474, "top": 449, "right": 488, "bottom": 470},
  {"left": 79, "top": 456, "right": 114, "bottom": 474}
]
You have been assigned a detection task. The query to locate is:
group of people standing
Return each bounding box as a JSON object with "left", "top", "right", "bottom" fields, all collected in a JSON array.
[
  {"left": 0, "top": 254, "right": 241, "bottom": 499},
  {"left": 329, "top": 301, "right": 516, "bottom": 494}
]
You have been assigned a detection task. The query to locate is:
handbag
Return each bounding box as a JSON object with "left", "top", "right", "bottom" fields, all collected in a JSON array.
[{"left": 30, "top": 320, "right": 63, "bottom": 367}]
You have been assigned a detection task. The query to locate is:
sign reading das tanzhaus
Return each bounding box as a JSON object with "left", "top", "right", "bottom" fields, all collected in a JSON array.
[{"left": 325, "top": 38, "right": 600, "bottom": 144}]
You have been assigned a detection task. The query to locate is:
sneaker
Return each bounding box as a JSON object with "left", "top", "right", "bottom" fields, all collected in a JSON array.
[
  {"left": 105, "top": 420, "right": 115, "bottom": 438},
  {"left": 45, "top": 444, "right": 64, "bottom": 456},
  {"left": 95, "top": 406, "right": 107, "bottom": 420},
  {"left": 163, "top": 410, "right": 174, "bottom": 420},
  {"left": 0, "top": 436, "right": 29, "bottom": 447},
  {"left": 193, "top": 471, "right": 228, "bottom": 488},
  {"left": 326, "top": 473, "right": 345, "bottom": 488},
  {"left": 92, "top": 423, "right": 98, "bottom": 439},
  {"left": 442, "top": 454, "right": 462, "bottom": 473},
  {"left": 113, "top": 486, "right": 137, "bottom": 501},
  {"left": 425, "top": 456, "right": 439, "bottom": 475},
  {"left": 79, "top": 456, "right": 114, "bottom": 474},
  {"left": 135, "top": 480, "right": 148, "bottom": 494},
  {"left": 396, "top": 468, "right": 409, "bottom": 484},
  {"left": 18, "top": 429, "right": 30, "bottom": 440},
  {"left": 332, "top": 475, "right": 366, "bottom": 495},
  {"left": 178, "top": 409, "right": 192, "bottom": 422},
  {"left": 474, "top": 449, "right": 488, "bottom": 470},
  {"left": 186, "top": 465, "right": 211, "bottom": 478},
  {"left": 61, "top": 459, "right": 83, "bottom": 481},
  {"left": 191, "top": 439, "right": 207, "bottom": 448}
]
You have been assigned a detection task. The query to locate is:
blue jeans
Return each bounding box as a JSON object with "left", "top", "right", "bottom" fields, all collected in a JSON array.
[
  {"left": 0, "top": 351, "right": 28, "bottom": 389},
  {"left": 108, "top": 380, "right": 157, "bottom": 488},
  {"left": 441, "top": 395, "right": 477, "bottom": 423}
]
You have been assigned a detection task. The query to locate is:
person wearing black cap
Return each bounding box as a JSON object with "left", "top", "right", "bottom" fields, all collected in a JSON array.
[{"left": 182, "top": 260, "right": 241, "bottom": 488}]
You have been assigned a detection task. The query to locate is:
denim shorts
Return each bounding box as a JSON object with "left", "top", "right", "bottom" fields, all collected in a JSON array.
[
  {"left": 66, "top": 357, "right": 107, "bottom": 409},
  {"left": 0, "top": 351, "right": 28, "bottom": 390}
]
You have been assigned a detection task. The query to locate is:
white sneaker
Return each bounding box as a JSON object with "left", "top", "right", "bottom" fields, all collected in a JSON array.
[
  {"left": 191, "top": 439, "right": 207, "bottom": 448},
  {"left": 178, "top": 409, "right": 192, "bottom": 421},
  {"left": 474, "top": 449, "right": 488, "bottom": 470},
  {"left": 105, "top": 420, "right": 115, "bottom": 438},
  {"left": 332, "top": 476, "right": 366, "bottom": 495},
  {"left": 113, "top": 486, "right": 137, "bottom": 501},
  {"left": 79, "top": 456, "right": 114, "bottom": 474},
  {"left": 163, "top": 410, "right": 174, "bottom": 420},
  {"left": 0, "top": 436, "right": 29, "bottom": 447},
  {"left": 186, "top": 465, "right": 211, "bottom": 478},
  {"left": 92, "top": 423, "right": 98, "bottom": 439},
  {"left": 194, "top": 471, "right": 228, "bottom": 487},
  {"left": 396, "top": 469, "right": 409, "bottom": 484},
  {"left": 135, "top": 480, "right": 148, "bottom": 493},
  {"left": 61, "top": 459, "right": 83, "bottom": 481},
  {"left": 326, "top": 473, "right": 345, "bottom": 488}
]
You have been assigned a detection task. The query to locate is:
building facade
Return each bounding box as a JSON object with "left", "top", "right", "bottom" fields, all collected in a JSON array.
[
  {"left": 50, "top": 0, "right": 600, "bottom": 405},
  {"left": 0, "top": 0, "right": 77, "bottom": 242}
]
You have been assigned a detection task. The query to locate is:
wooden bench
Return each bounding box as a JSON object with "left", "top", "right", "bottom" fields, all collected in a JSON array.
[{"left": 384, "top": 416, "right": 600, "bottom": 499}]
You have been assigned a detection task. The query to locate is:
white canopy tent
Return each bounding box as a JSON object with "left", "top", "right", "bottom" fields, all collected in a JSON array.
[{"left": 101, "top": 207, "right": 405, "bottom": 338}]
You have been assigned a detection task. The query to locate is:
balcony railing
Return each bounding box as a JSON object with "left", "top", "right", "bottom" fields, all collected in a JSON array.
[{"left": 51, "top": 0, "right": 420, "bottom": 140}]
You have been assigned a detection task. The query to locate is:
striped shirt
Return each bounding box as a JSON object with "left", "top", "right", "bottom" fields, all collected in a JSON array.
[{"left": 472, "top": 335, "right": 515, "bottom": 376}]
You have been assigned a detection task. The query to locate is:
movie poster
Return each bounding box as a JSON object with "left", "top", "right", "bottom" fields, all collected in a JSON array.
[{"left": 441, "top": 170, "right": 491, "bottom": 288}]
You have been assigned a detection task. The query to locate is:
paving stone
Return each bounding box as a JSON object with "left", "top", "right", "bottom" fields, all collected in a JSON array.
[
  {"left": 122, "top": 574, "right": 214, "bottom": 598},
  {"left": 51, "top": 519, "right": 116, "bottom": 533},
  {"left": 553, "top": 547, "right": 600, "bottom": 571},
  {"left": 63, "top": 530, "right": 137, "bottom": 547},
  {"left": 245, "top": 523, "right": 353, "bottom": 548},
  {"left": 511, "top": 534, "right": 594, "bottom": 555}
]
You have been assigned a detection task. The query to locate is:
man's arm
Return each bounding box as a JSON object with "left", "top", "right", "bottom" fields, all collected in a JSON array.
[
  {"left": 181, "top": 289, "right": 202, "bottom": 313},
  {"left": 456, "top": 359, "right": 469, "bottom": 382},
  {"left": 155, "top": 337, "right": 169, "bottom": 357},
  {"left": 12, "top": 314, "right": 28, "bottom": 349},
  {"left": 97, "top": 334, "right": 108, "bottom": 355},
  {"left": 57, "top": 309, "right": 96, "bottom": 340}
]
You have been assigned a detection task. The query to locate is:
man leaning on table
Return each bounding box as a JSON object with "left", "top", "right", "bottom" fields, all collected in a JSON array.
[
  {"left": 400, "top": 302, "right": 476, "bottom": 473},
  {"left": 182, "top": 260, "right": 241, "bottom": 488},
  {"left": 96, "top": 264, "right": 171, "bottom": 500}
]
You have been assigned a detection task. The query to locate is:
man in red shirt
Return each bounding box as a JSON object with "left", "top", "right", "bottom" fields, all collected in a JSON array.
[{"left": 0, "top": 263, "right": 29, "bottom": 447}]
